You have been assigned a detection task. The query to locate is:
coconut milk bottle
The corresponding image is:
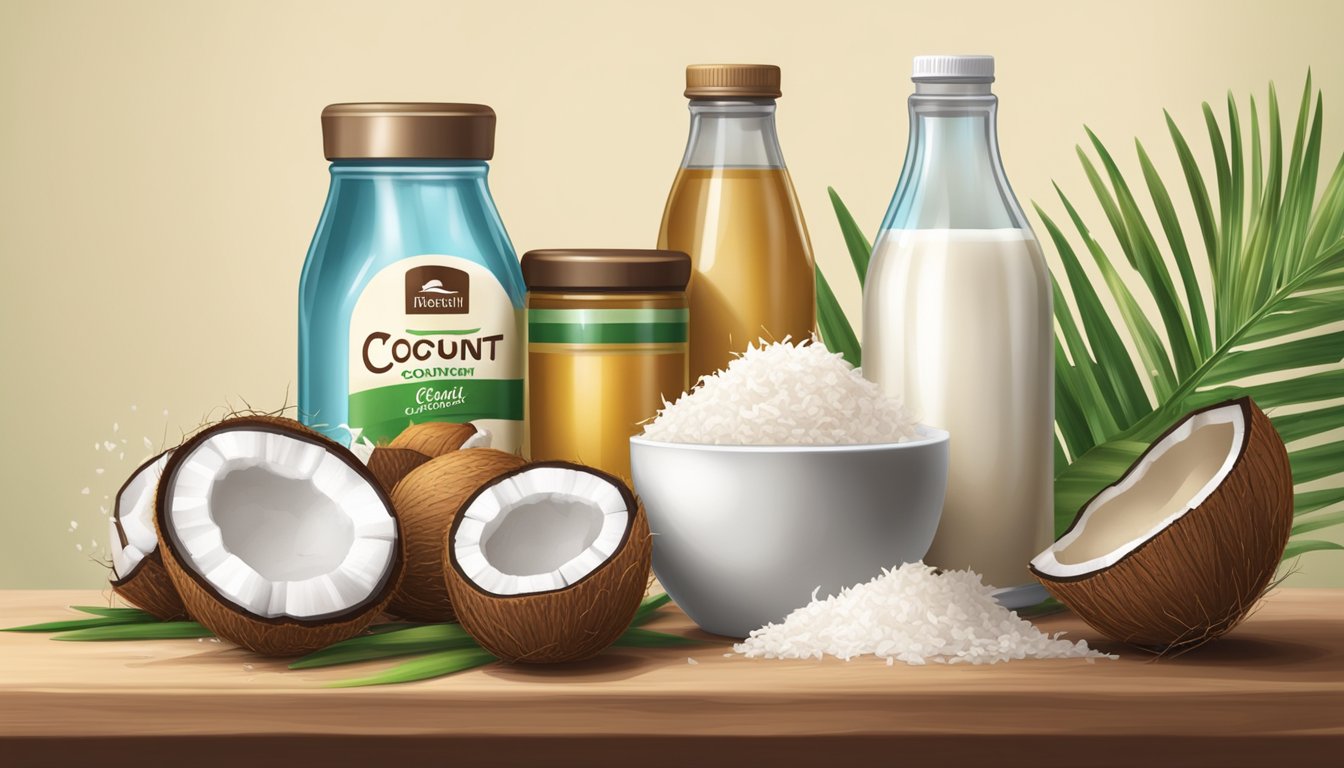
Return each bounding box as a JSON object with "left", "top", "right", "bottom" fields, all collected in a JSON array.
[
  {"left": 299, "top": 104, "right": 525, "bottom": 452},
  {"left": 863, "top": 57, "right": 1052, "bottom": 605}
]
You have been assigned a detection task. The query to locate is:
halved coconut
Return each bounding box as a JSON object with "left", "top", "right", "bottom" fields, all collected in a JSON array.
[
  {"left": 445, "top": 461, "right": 651, "bottom": 663},
  {"left": 109, "top": 451, "right": 186, "bottom": 620},
  {"left": 1031, "top": 397, "right": 1292, "bottom": 649},
  {"left": 154, "top": 416, "right": 403, "bottom": 656},
  {"left": 389, "top": 421, "right": 491, "bottom": 457},
  {"left": 387, "top": 448, "right": 526, "bottom": 622}
]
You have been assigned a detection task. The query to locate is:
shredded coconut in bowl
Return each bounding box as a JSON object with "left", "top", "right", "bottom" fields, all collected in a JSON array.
[
  {"left": 641, "top": 339, "right": 919, "bottom": 445},
  {"left": 734, "top": 562, "right": 1116, "bottom": 665}
]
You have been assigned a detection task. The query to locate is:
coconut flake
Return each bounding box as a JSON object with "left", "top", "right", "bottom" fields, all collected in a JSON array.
[
  {"left": 642, "top": 340, "right": 918, "bottom": 445},
  {"left": 734, "top": 562, "right": 1115, "bottom": 666}
]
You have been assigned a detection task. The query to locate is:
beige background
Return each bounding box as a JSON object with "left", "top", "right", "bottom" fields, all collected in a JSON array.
[{"left": 2, "top": 0, "right": 1341, "bottom": 588}]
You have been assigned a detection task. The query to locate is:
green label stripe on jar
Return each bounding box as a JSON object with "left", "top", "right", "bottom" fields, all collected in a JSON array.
[
  {"left": 528, "top": 308, "right": 688, "bottom": 344},
  {"left": 349, "top": 378, "right": 523, "bottom": 444}
]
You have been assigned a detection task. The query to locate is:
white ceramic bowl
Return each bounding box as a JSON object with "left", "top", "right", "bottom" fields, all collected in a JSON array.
[{"left": 629, "top": 427, "right": 949, "bottom": 638}]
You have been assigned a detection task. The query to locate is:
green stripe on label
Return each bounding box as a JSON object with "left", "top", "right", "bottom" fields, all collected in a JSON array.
[
  {"left": 528, "top": 322, "right": 687, "bottom": 344},
  {"left": 527, "top": 308, "right": 689, "bottom": 325},
  {"left": 349, "top": 379, "right": 522, "bottom": 444}
]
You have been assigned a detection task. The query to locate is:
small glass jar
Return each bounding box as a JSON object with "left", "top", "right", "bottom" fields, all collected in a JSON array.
[{"left": 522, "top": 250, "right": 690, "bottom": 479}]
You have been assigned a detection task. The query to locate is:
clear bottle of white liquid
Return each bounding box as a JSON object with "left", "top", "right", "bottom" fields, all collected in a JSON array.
[{"left": 863, "top": 56, "right": 1052, "bottom": 606}]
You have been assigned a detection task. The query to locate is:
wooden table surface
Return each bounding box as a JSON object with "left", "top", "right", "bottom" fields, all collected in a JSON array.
[{"left": 1, "top": 588, "right": 1341, "bottom": 767}]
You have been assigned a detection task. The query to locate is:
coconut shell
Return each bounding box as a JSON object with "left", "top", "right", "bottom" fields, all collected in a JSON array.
[
  {"left": 1033, "top": 397, "right": 1293, "bottom": 650},
  {"left": 110, "top": 551, "right": 187, "bottom": 621},
  {"left": 155, "top": 416, "right": 404, "bottom": 656},
  {"left": 388, "top": 421, "right": 486, "bottom": 457},
  {"left": 367, "top": 447, "right": 432, "bottom": 494},
  {"left": 445, "top": 463, "right": 653, "bottom": 663},
  {"left": 108, "top": 450, "right": 186, "bottom": 620},
  {"left": 388, "top": 448, "right": 527, "bottom": 622}
]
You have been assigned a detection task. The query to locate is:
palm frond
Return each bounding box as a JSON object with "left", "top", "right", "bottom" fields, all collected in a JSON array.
[{"left": 1049, "top": 75, "right": 1344, "bottom": 548}]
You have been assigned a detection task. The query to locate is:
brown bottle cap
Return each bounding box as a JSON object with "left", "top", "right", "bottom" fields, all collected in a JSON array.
[
  {"left": 321, "top": 103, "right": 496, "bottom": 160},
  {"left": 522, "top": 250, "right": 691, "bottom": 293},
  {"left": 684, "top": 64, "right": 781, "bottom": 99}
]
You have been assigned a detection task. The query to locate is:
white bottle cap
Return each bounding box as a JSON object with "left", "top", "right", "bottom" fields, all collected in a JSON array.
[{"left": 912, "top": 55, "right": 995, "bottom": 83}]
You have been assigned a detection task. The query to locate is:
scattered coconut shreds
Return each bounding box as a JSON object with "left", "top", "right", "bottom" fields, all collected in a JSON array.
[
  {"left": 642, "top": 339, "right": 918, "bottom": 445},
  {"left": 734, "top": 562, "right": 1115, "bottom": 666}
]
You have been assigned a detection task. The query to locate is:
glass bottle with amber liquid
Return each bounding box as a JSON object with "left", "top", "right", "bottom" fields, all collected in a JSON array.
[{"left": 658, "top": 64, "right": 816, "bottom": 384}]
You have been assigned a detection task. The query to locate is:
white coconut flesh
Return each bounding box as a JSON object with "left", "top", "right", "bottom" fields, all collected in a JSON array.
[
  {"left": 109, "top": 452, "right": 172, "bottom": 580},
  {"left": 162, "top": 428, "right": 397, "bottom": 619},
  {"left": 461, "top": 425, "right": 492, "bottom": 450},
  {"left": 453, "top": 466, "right": 631, "bottom": 596},
  {"left": 1032, "top": 403, "right": 1245, "bottom": 579}
]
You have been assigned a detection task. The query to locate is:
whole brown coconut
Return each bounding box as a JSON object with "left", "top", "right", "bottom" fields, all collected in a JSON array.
[
  {"left": 445, "top": 462, "right": 653, "bottom": 663},
  {"left": 366, "top": 447, "right": 432, "bottom": 494},
  {"left": 388, "top": 448, "right": 526, "bottom": 622},
  {"left": 389, "top": 421, "right": 489, "bottom": 457},
  {"left": 1031, "top": 397, "right": 1293, "bottom": 650},
  {"left": 155, "top": 416, "right": 404, "bottom": 656}
]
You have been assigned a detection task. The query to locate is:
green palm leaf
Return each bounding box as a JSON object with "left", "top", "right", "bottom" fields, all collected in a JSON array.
[
  {"left": 1038, "top": 76, "right": 1344, "bottom": 547},
  {"left": 818, "top": 75, "right": 1344, "bottom": 560}
]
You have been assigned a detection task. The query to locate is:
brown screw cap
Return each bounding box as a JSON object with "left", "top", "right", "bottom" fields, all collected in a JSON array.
[
  {"left": 522, "top": 250, "right": 691, "bottom": 293},
  {"left": 684, "top": 64, "right": 782, "bottom": 99},
  {"left": 321, "top": 103, "right": 496, "bottom": 160}
]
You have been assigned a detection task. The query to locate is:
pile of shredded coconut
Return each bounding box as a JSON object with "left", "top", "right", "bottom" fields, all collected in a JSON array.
[
  {"left": 734, "top": 562, "right": 1115, "bottom": 665},
  {"left": 641, "top": 339, "right": 919, "bottom": 445}
]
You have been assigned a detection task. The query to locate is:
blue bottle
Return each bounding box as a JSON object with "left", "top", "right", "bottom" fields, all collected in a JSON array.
[{"left": 299, "top": 103, "right": 525, "bottom": 452}]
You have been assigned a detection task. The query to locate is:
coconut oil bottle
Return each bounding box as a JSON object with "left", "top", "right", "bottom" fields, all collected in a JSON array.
[
  {"left": 299, "top": 104, "right": 525, "bottom": 451},
  {"left": 864, "top": 57, "right": 1052, "bottom": 605},
  {"left": 659, "top": 64, "right": 816, "bottom": 384}
]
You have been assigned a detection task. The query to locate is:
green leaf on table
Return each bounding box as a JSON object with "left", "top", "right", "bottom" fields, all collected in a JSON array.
[
  {"left": 328, "top": 647, "right": 497, "bottom": 688},
  {"left": 613, "top": 627, "right": 704, "bottom": 648},
  {"left": 631, "top": 592, "right": 672, "bottom": 627},
  {"left": 71, "top": 605, "right": 157, "bottom": 619},
  {"left": 365, "top": 621, "right": 425, "bottom": 635},
  {"left": 53, "top": 621, "right": 212, "bottom": 641},
  {"left": 3, "top": 613, "right": 159, "bottom": 633},
  {"left": 290, "top": 623, "right": 477, "bottom": 670}
]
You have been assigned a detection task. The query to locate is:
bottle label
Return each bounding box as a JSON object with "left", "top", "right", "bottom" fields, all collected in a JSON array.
[{"left": 348, "top": 255, "right": 523, "bottom": 448}]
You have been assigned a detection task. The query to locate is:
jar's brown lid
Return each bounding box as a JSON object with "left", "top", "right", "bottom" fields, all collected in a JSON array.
[
  {"left": 522, "top": 250, "right": 691, "bottom": 293},
  {"left": 684, "top": 64, "right": 781, "bottom": 99},
  {"left": 321, "top": 103, "right": 495, "bottom": 160}
]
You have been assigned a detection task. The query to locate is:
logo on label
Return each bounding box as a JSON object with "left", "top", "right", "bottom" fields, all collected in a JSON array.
[{"left": 406, "top": 266, "right": 469, "bottom": 314}]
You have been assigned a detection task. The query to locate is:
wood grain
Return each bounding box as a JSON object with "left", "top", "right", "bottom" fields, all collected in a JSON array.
[{"left": 1, "top": 588, "right": 1340, "bottom": 767}]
